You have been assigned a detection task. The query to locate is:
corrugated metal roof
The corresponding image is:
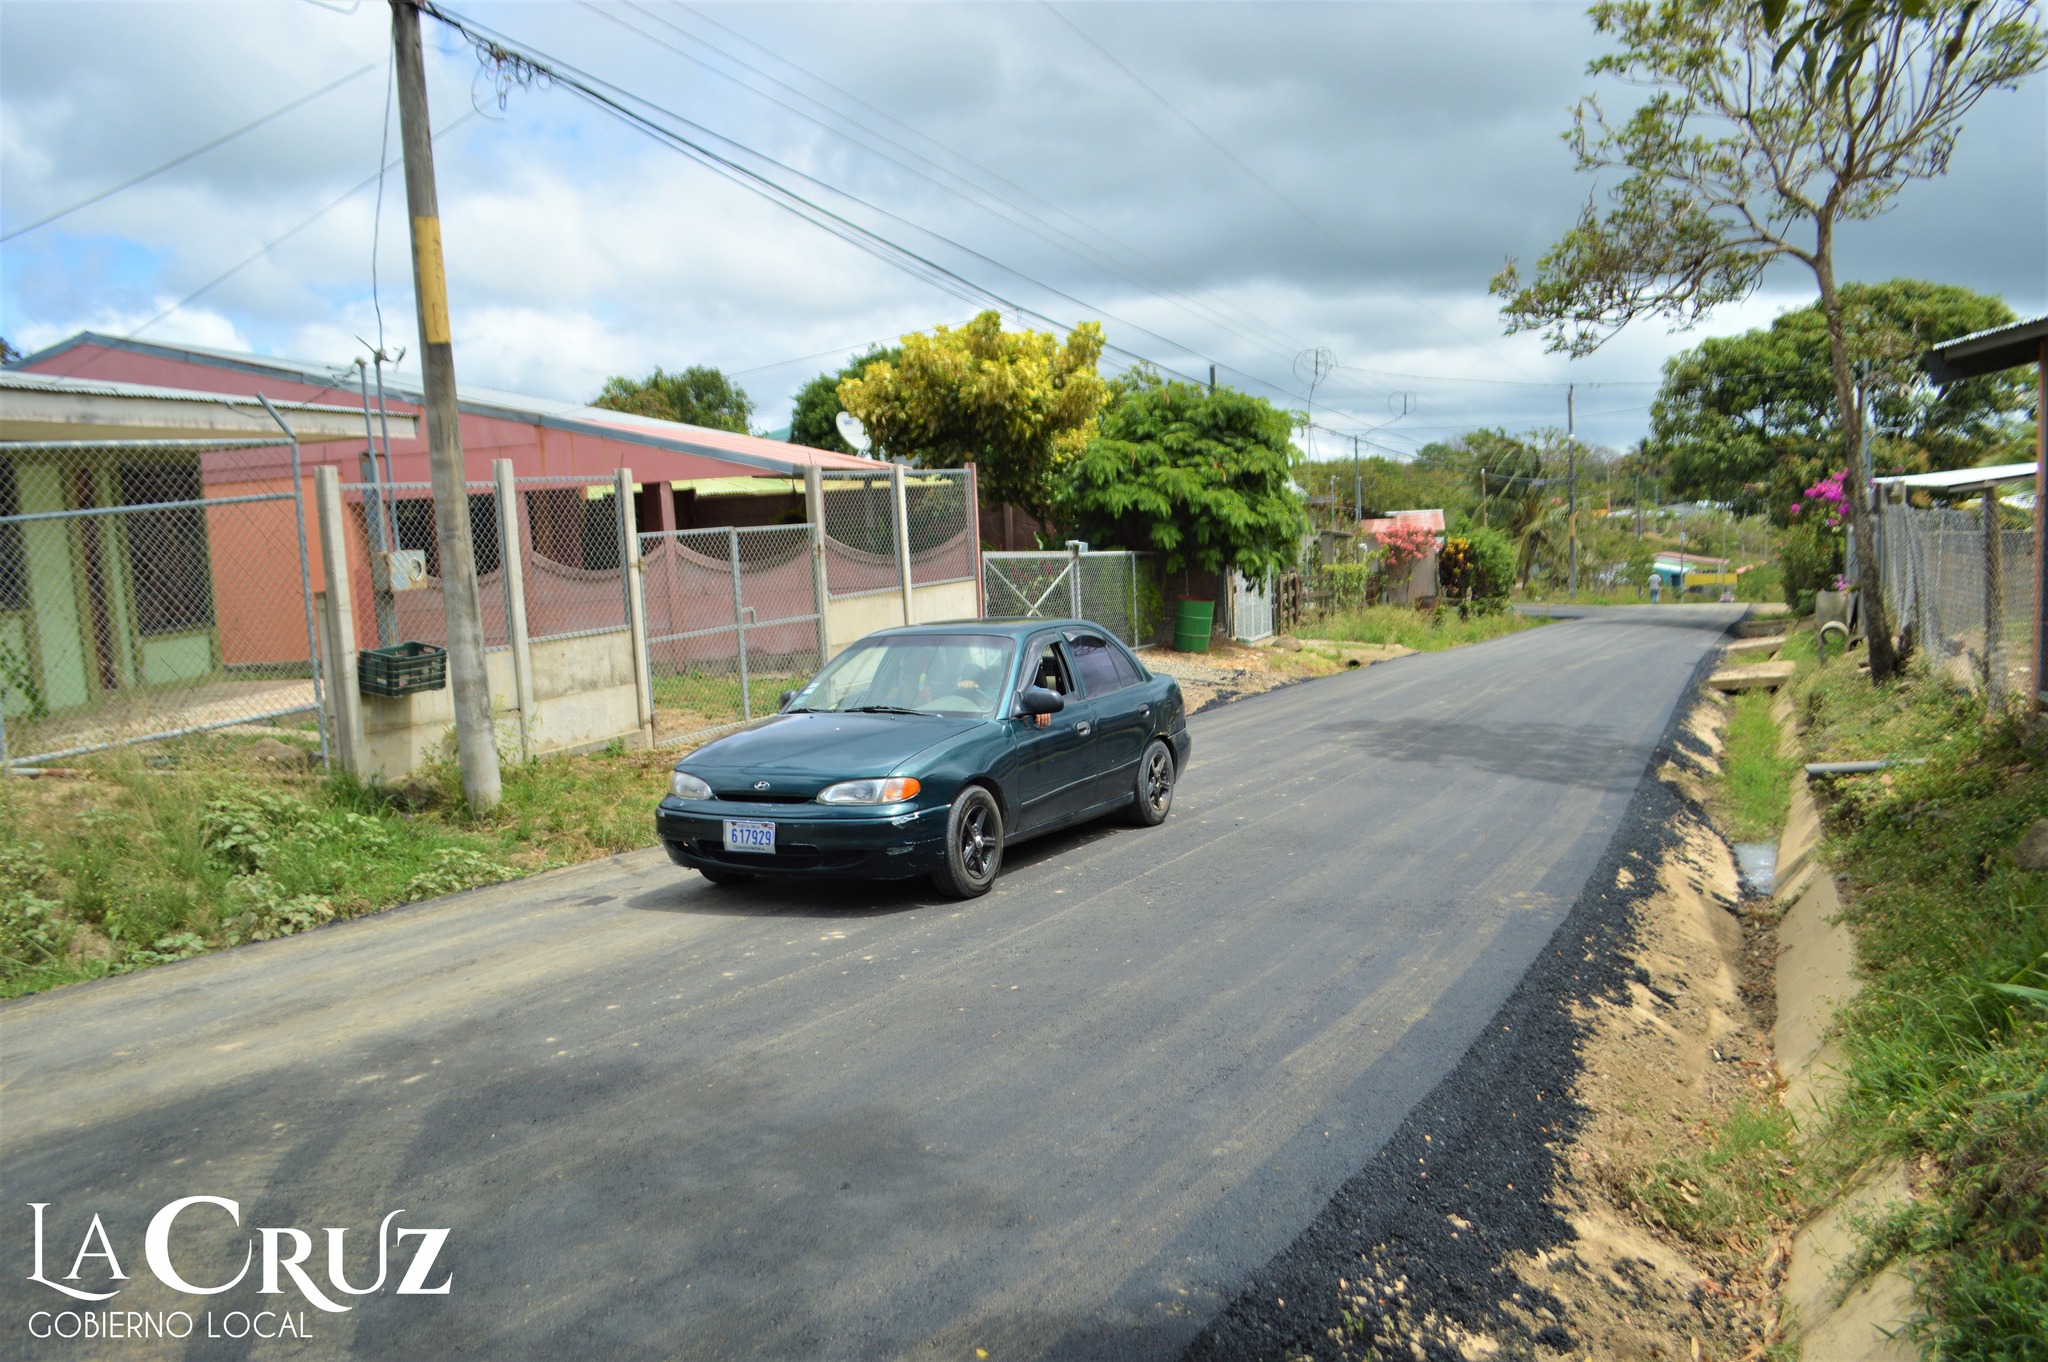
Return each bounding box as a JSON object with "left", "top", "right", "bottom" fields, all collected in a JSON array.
[
  {"left": 10, "top": 332, "right": 887, "bottom": 475},
  {"left": 1873, "top": 460, "right": 2038, "bottom": 493},
  {"left": 0, "top": 368, "right": 362, "bottom": 414}
]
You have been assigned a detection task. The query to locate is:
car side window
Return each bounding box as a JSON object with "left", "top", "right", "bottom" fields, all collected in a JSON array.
[
  {"left": 1023, "top": 640, "right": 1073, "bottom": 696},
  {"left": 1107, "top": 643, "right": 1145, "bottom": 688},
  {"left": 1068, "top": 633, "right": 1124, "bottom": 696}
]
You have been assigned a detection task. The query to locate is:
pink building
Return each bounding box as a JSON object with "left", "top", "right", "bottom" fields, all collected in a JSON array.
[{"left": 1357, "top": 508, "right": 1445, "bottom": 606}]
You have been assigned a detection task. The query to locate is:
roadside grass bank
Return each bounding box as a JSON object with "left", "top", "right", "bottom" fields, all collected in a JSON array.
[
  {"left": 1789, "top": 653, "right": 2048, "bottom": 1359},
  {"left": 1643, "top": 641, "right": 2046, "bottom": 1359},
  {"left": 0, "top": 739, "right": 675, "bottom": 999},
  {"left": 1300, "top": 603, "right": 1543, "bottom": 651}
]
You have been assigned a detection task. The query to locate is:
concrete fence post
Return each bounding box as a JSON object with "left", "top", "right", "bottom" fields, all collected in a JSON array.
[
  {"left": 966, "top": 462, "right": 985, "bottom": 618},
  {"left": 891, "top": 462, "right": 914, "bottom": 626},
  {"left": 312, "top": 465, "right": 363, "bottom": 774},
  {"left": 616, "top": 468, "right": 655, "bottom": 746},
  {"left": 495, "top": 459, "right": 536, "bottom": 761},
  {"left": 1068, "top": 540, "right": 1083, "bottom": 619},
  {"left": 805, "top": 466, "right": 832, "bottom": 663},
  {"left": 1983, "top": 485, "right": 2003, "bottom": 706}
]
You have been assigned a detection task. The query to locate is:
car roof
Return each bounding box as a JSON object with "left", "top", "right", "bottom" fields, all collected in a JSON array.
[{"left": 865, "top": 618, "right": 1106, "bottom": 641}]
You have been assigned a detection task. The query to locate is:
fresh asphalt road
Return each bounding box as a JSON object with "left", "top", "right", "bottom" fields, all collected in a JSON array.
[{"left": 1, "top": 605, "right": 1742, "bottom": 1361}]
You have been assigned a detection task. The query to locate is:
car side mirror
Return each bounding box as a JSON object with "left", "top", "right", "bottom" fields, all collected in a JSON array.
[
  {"left": 779, "top": 689, "right": 797, "bottom": 711},
  {"left": 1018, "top": 686, "right": 1065, "bottom": 717}
]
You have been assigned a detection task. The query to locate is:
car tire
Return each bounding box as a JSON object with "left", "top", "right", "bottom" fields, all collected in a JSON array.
[
  {"left": 698, "top": 866, "right": 754, "bottom": 886},
  {"left": 1128, "top": 738, "right": 1175, "bottom": 826},
  {"left": 931, "top": 786, "right": 1003, "bottom": 898}
]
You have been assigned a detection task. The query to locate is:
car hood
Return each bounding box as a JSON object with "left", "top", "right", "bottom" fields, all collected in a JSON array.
[{"left": 682, "top": 712, "right": 986, "bottom": 793}]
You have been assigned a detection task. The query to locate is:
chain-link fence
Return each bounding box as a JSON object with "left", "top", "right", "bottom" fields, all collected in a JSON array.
[
  {"left": 819, "top": 468, "right": 901, "bottom": 598},
  {"left": 1878, "top": 498, "right": 2036, "bottom": 701},
  {"left": 1, "top": 459, "right": 325, "bottom": 770},
  {"left": 982, "top": 549, "right": 1145, "bottom": 646},
  {"left": 907, "top": 469, "right": 976, "bottom": 586},
  {"left": 642, "top": 524, "right": 823, "bottom": 745}
]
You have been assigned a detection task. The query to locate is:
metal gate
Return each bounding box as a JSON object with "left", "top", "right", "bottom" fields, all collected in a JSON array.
[
  {"left": 1230, "top": 571, "right": 1275, "bottom": 643},
  {"left": 639, "top": 523, "right": 824, "bottom": 745},
  {"left": 982, "top": 549, "right": 1143, "bottom": 646}
]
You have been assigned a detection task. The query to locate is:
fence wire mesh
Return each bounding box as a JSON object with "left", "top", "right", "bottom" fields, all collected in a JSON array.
[
  {"left": 907, "top": 469, "right": 975, "bottom": 585},
  {"left": 1879, "top": 499, "right": 2036, "bottom": 701},
  {"left": 1, "top": 462, "right": 325, "bottom": 769},
  {"left": 641, "top": 523, "right": 822, "bottom": 745},
  {"left": 981, "top": 550, "right": 1144, "bottom": 646},
  {"left": 819, "top": 468, "right": 901, "bottom": 598}
]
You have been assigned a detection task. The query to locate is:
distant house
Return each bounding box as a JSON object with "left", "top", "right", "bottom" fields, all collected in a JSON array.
[
  {"left": 1650, "top": 551, "right": 1730, "bottom": 593},
  {"left": 1358, "top": 509, "right": 1445, "bottom": 606}
]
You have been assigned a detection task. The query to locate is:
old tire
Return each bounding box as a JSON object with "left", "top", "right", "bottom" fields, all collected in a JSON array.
[
  {"left": 1128, "top": 738, "right": 1175, "bottom": 826},
  {"left": 931, "top": 786, "right": 1003, "bottom": 898},
  {"left": 698, "top": 866, "right": 755, "bottom": 886}
]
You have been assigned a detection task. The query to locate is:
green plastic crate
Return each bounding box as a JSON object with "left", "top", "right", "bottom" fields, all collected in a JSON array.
[{"left": 359, "top": 641, "right": 446, "bottom": 698}]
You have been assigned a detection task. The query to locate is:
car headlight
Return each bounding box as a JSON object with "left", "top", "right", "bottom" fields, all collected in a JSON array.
[
  {"left": 669, "top": 770, "right": 712, "bottom": 800},
  {"left": 817, "top": 777, "right": 921, "bottom": 805}
]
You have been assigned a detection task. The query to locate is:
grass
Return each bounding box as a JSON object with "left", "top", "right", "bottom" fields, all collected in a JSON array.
[
  {"left": 1665, "top": 652, "right": 2048, "bottom": 1358},
  {"left": 1712, "top": 690, "right": 1800, "bottom": 842},
  {"left": 1663, "top": 647, "right": 2046, "bottom": 1359},
  {"left": 651, "top": 669, "right": 802, "bottom": 729},
  {"left": 1791, "top": 657, "right": 2048, "bottom": 1360},
  {"left": 0, "top": 735, "right": 678, "bottom": 998},
  {"left": 1299, "top": 603, "right": 1543, "bottom": 652}
]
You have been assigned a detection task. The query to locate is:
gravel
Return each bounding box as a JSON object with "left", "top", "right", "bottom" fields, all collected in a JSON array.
[{"left": 1181, "top": 650, "right": 1724, "bottom": 1362}]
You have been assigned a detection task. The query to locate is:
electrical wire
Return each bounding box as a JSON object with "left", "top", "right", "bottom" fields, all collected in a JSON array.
[
  {"left": 51, "top": 107, "right": 486, "bottom": 379},
  {"left": 2, "top": 64, "right": 377, "bottom": 243},
  {"left": 633, "top": 0, "right": 1324, "bottom": 370}
]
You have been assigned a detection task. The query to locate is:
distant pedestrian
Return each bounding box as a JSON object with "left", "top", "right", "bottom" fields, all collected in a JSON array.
[{"left": 1648, "top": 573, "right": 1663, "bottom": 604}]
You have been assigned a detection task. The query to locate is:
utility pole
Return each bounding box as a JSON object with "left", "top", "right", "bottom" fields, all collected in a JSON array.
[
  {"left": 1351, "top": 435, "right": 1362, "bottom": 524},
  {"left": 392, "top": 0, "right": 500, "bottom": 810},
  {"left": 1566, "top": 384, "right": 1579, "bottom": 600},
  {"left": 1207, "top": 363, "right": 1216, "bottom": 395}
]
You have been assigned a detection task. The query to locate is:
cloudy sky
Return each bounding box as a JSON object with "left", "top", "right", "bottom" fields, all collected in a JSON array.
[{"left": 3, "top": 0, "right": 2042, "bottom": 461}]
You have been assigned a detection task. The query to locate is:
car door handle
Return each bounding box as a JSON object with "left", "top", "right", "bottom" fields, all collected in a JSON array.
[{"left": 1075, "top": 721, "right": 1092, "bottom": 735}]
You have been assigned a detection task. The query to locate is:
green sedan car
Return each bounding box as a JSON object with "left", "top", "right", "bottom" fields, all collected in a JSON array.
[{"left": 655, "top": 619, "right": 1191, "bottom": 898}]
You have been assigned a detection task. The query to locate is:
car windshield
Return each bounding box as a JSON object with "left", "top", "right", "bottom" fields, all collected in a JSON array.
[{"left": 787, "top": 634, "right": 1016, "bottom": 717}]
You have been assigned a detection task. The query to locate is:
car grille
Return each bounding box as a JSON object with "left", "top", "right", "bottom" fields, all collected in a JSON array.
[
  {"left": 686, "top": 839, "right": 866, "bottom": 871},
  {"left": 711, "top": 790, "right": 815, "bottom": 804}
]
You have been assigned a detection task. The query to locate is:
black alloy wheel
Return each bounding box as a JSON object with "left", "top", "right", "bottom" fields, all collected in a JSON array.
[
  {"left": 1128, "top": 738, "right": 1175, "bottom": 826},
  {"left": 933, "top": 786, "right": 1003, "bottom": 898}
]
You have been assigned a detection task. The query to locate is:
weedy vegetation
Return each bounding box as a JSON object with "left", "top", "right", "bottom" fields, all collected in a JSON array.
[{"left": 0, "top": 736, "right": 676, "bottom": 998}]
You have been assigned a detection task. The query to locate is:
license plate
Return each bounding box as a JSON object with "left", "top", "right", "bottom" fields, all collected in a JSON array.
[{"left": 722, "top": 819, "right": 776, "bottom": 855}]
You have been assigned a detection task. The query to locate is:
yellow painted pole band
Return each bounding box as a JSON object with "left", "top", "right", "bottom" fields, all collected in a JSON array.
[{"left": 413, "top": 215, "right": 451, "bottom": 345}]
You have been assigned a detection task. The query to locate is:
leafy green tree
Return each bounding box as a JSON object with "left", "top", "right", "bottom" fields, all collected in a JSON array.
[
  {"left": 1651, "top": 279, "right": 2028, "bottom": 515},
  {"left": 0, "top": 338, "right": 20, "bottom": 365},
  {"left": 1062, "top": 377, "right": 1307, "bottom": 582},
  {"left": 838, "top": 312, "right": 1110, "bottom": 530},
  {"left": 1492, "top": 0, "right": 2044, "bottom": 682},
  {"left": 593, "top": 366, "right": 755, "bottom": 434},
  {"left": 787, "top": 345, "right": 901, "bottom": 453}
]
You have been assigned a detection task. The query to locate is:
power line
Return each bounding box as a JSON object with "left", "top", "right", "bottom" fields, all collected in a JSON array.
[
  {"left": 52, "top": 107, "right": 486, "bottom": 379},
  {"left": 659, "top": 1, "right": 1325, "bottom": 368},
  {"left": 2, "top": 64, "right": 377, "bottom": 243}
]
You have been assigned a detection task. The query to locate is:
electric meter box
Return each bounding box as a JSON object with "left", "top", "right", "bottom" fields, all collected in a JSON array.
[{"left": 373, "top": 549, "right": 429, "bottom": 592}]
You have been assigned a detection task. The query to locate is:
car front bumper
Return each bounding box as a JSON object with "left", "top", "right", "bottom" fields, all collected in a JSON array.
[{"left": 654, "top": 796, "right": 951, "bottom": 880}]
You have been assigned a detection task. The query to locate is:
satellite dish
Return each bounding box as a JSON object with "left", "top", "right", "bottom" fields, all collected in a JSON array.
[{"left": 834, "top": 410, "right": 873, "bottom": 455}]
